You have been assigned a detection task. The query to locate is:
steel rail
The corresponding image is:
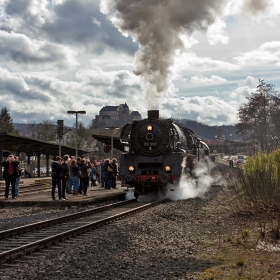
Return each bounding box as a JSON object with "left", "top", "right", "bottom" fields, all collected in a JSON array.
[
  {"left": 0, "top": 199, "right": 136, "bottom": 239},
  {"left": 0, "top": 198, "right": 167, "bottom": 264}
]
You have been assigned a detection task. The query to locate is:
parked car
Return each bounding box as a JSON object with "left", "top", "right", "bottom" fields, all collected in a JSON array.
[{"left": 237, "top": 155, "right": 246, "bottom": 164}]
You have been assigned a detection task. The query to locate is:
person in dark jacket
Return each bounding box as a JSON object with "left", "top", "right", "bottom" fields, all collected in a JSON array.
[
  {"left": 79, "top": 159, "right": 89, "bottom": 195},
  {"left": 103, "top": 159, "right": 114, "bottom": 189},
  {"left": 2, "top": 155, "right": 19, "bottom": 199},
  {"left": 111, "top": 158, "right": 118, "bottom": 189},
  {"left": 61, "top": 155, "right": 70, "bottom": 199},
  {"left": 51, "top": 156, "right": 65, "bottom": 200}
]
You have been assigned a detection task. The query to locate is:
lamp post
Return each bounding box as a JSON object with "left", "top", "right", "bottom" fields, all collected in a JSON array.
[
  {"left": 215, "top": 135, "right": 217, "bottom": 154},
  {"left": 67, "top": 110, "right": 86, "bottom": 158},
  {"left": 221, "top": 135, "right": 225, "bottom": 158},
  {"left": 105, "top": 126, "right": 119, "bottom": 159},
  {"left": 229, "top": 133, "right": 232, "bottom": 157}
]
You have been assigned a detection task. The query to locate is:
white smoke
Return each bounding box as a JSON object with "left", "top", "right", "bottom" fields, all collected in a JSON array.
[
  {"left": 125, "top": 189, "right": 135, "bottom": 200},
  {"left": 167, "top": 156, "right": 216, "bottom": 200}
]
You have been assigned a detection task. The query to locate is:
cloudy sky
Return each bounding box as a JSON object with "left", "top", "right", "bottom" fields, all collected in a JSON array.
[{"left": 0, "top": 0, "right": 279, "bottom": 127}]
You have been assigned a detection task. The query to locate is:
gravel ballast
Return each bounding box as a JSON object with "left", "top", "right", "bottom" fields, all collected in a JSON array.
[{"left": 0, "top": 186, "right": 255, "bottom": 279}]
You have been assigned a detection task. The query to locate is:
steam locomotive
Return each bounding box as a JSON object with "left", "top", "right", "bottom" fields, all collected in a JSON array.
[{"left": 118, "top": 110, "right": 210, "bottom": 198}]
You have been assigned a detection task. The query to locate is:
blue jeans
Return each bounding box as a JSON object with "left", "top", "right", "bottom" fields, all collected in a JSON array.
[
  {"left": 15, "top": 176, "right": 21, "bottom": 196},
  {"left": 72, "top": 176, "right": 80, "bottom": 192},
  {"left": 51, "top": 178, "right": 62, "bottom": 200}
]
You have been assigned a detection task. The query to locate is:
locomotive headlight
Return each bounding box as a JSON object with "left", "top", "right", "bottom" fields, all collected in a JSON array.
[
  {"left": 128, "top": 165, "right": 135, "bottom": 172},
  {"left": 147, "top": 125, "right": 153, "bottom": 131},
  {"left": 165, "top": 165, "right": 171, "bottom": 172}
]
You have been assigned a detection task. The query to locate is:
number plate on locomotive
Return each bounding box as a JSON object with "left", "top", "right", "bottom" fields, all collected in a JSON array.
[{"left": 143, "top": 142, "right": 157, "bottom": 147}]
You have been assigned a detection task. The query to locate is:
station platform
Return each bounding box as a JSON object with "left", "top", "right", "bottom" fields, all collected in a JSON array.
[{"left": 0, "top": 177, "right": 131, "bottom": 208}]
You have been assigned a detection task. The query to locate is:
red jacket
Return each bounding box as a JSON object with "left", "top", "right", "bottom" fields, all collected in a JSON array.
[{"left": 2, "top": 161, "right": 19, "bottom": 179}]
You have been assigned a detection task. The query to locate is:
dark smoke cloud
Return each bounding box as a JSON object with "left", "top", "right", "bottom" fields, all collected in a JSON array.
[
  {"left": 243, "top": 0, "right": 268, "bottom": 14},
  {"left": 102, "top": 0, "right": 225, "bottom": 108}
]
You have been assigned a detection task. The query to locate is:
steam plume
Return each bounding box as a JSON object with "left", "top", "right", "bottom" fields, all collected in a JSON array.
[
  {"left": 243, "top": 0, "right": 268, "bottom": 14},
  {"left": 101, "top": 0, "right": 273, "bottom": 107},
  {"left": 166, "top": 156, "right": 216, "bottom": 200},
  {"left": 101, "top": 0, "right": 225, "bottom": 108}
]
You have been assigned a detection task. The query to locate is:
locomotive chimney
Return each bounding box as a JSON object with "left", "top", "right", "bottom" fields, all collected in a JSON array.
[{"left": 148, "top": 110, "right": 159, "bottom": 119}]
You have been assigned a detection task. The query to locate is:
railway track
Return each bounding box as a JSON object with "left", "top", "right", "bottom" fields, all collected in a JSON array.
[
  {"left": 0, "top": 198, "right": 168, "bottom": 268},
  {"left": 0, "top": 182, "right": 51, "bottom": 197}
]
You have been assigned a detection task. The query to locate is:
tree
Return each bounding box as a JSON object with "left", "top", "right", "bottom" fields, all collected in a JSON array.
[
  {"left": 29, "top": 120, "right": 57, "bottom": 141},
  {"left": 0, "top": 107, "right": 18, "bottom": 134},
  {"left": 236, "top": 79, "right": 280, "bottom": 153},
  {"left": 76, "top": 121, "right": 89, "bottom": 149}
]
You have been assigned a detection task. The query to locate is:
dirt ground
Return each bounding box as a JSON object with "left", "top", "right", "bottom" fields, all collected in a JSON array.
[{"left": 195, "top": 183, "right": 280, "bottom": 280}]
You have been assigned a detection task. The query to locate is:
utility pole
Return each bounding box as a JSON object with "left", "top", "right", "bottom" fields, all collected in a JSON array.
[
  {"left": 57, "top": 120, "right": 64, "bottom": 156},
  {"left": 67, "top": 111, "right": 86, "bottom": 158},
  {"left": 105, "top": 126, "right": 119, "bottom": 159}
]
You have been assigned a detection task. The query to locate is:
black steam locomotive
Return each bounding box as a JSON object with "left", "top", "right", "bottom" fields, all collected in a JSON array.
[{"left": 118, "top": 110, "right": 209, "bottom": 198}]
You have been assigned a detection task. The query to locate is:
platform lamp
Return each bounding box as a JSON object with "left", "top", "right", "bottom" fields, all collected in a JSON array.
[
  {"left": 67, "top": 110, "right": 86, "bottom": 158},
  {"left": 105, "top": 126, "right": 119, "bottom": 159}
]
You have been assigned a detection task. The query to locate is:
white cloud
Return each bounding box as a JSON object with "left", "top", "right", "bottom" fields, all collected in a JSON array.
[
  {"left": 174, "top": 52, "right": 239, "bottom": 72},
  {"left": 230, "top": 86, "right": 252, "bottom": 103},
  {"left": 190, "top": 75, "right": 227, "bottom": 85},
  {"left": 160, "top": 95, "right": 238, "bottom": 126},
  {"left": 92, "top": 17, "right": 101, "bottom": 27},
  {"left": 207, "top": 18, "right": 229, "bottom": 45},
  {"left": 234, "top": 41, "right": 280, "bottom": 66},
  {"left": 238, "top": 76, "right": 258, "bottom": 87},
  {"left": 0, "top": 67, "right": 30, "bottom": 93},
  {"left": 53, "top": 0, "right": 67, "bottom": 5},
  {"left": 0, "top": 30, "right": 79, "bottom": 69},
  {"left": 178, "top": 34, "right": 199, "bottom": 49}
]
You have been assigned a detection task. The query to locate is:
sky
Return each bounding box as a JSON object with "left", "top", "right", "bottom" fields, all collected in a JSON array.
[{"left": 0, "top": 0, "right": 279, "bottom": 127}]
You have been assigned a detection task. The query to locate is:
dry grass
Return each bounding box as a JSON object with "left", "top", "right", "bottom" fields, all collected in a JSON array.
[
  {"left": 196, "top": 208, "right": 280, "bottom": 279},
  {"left": 196, "top": 154, "right": 280, "bottom": 279}
]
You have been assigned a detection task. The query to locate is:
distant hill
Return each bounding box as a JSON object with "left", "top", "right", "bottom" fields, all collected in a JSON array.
[
  {"left": 177, "top": 119, "right": 237, "bottom": 142},
  {"left": 13, "top": 123, "right": 31, "bottom": 133},
  {"left": 14, "top": 120, "right": 238, "bottom": 142}
]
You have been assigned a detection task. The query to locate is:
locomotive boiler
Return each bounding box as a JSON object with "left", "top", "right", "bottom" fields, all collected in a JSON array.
[{"left": 118, "top": 110, "right": 209, "bottom": 198}]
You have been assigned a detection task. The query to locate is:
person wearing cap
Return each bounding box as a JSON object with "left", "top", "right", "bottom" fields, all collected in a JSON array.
[{"left": 2, "top": 155, "right": 19, "bottom": 199}]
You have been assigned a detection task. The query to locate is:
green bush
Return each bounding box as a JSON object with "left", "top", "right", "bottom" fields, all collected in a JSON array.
[{"left": 226, "top": 148, "right": 280, "bottom": 239}]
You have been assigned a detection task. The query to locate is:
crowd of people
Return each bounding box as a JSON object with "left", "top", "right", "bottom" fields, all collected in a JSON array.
[
  {"left": 51, "top": 155, "right": 119, "bottom": 201},
  {"left": 2, "top": 155, "right": 119, "bottom": 200}
]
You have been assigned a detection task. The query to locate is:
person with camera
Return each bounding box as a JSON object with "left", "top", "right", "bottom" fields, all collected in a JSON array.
[{"left": 2, "top": 155, "right": 19, "bottom": 199}]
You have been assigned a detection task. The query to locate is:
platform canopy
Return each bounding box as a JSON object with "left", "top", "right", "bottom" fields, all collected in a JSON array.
[
  {"left": 92, "top": 134, "right": 125, "bottom": 152},
  {"left": 0, "top": 132, "right": 88, "bottom": 157}
]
